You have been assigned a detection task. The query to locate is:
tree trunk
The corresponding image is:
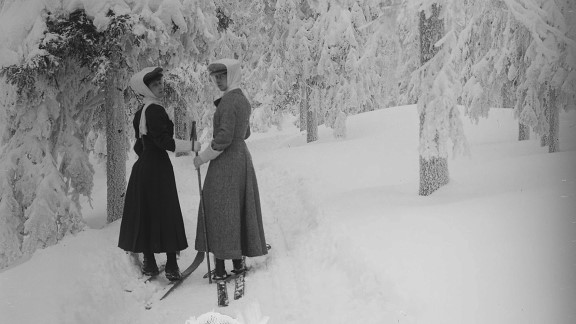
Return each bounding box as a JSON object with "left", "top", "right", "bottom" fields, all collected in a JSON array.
[
  {"left": 174, "top": 99, "right": 188, "bottom": 140},
  {"left": 306, "top": 104, "right": 318, "bottom": 143},
  {"left": 419, "top": 115, "right": 449, "bottom": 196},
  {"left": 418, "top": 3, "right": 448, "bottom": 196},
  {"left": 306, "top": 81, "right": 318, "bottom": 143},
  {"left": 540, "top": 135, "right": 548, "bottom": 147},
  {"left": 548, "top": 88, "right": 559, "bottom": 153},
  {"left": 299, "top": 83, "right": 307, "bottom": 132},
  {"left": 519, "top": 123, "right": 530, "bottom": 141},
  {"left": 419, "top": 156, "right": 449, "bottom": 195},
  {"left": 174, "top": 98, "right": 189, "bottom": 157},
  {"left": 541, "top": 106, "right": 548, "bottom": 147},
  {"left": 105, "top": 73, "right": 127, "bottom": 223},
  {"left": 501, "top": 83, "right": 514, "bottom": 108}
]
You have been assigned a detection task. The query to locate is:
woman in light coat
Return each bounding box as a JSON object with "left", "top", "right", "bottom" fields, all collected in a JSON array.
[{"left": 194, "top": 59, "right": 268, "bottom": 279}]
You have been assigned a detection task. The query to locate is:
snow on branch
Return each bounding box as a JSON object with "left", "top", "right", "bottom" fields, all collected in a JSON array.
[{"left": 502, "top": 0, "right": 575, "bottom": 66}]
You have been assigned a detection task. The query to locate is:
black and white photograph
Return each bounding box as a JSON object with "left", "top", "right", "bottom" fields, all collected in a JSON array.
[{"left": 0, "top": 0, "right": 574, "bottom": 323}]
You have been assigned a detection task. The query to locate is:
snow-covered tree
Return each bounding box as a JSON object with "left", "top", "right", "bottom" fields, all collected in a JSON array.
[
  {"left": 256, "top": 0, "right": 315, "bottom": 134},
  {"left": 406, "top": 1, "right": 468, "bottom": 196},
  {"left": 504, "top": 0, "right": 576, "bottom": 153},
  {"left": 0, "top": 9, "right": 110, "bottom": 269},
  {"left": 0, "top": 0, "right": 218, "bottom": 269},
  {"left": 457, "top": 1, "right": 535, "bottom": 140},
  {"left": 396, "top": 3, "right": 421, "bottom": 105},
  {"left": 460, "top": 0, "right": 576, "bottom": 151},
  {"left": 165, "top": 64, "right": 204, "bottom": 142},
  {"left": 214, "top": 0, "right": 390, "bottom": 141},
  {"left": 310, "top": 0, "right": 391, "bottom": 139}
]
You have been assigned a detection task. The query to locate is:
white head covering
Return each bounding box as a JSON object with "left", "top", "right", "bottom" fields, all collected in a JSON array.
[
  {"left": 208, "top": 58, "right": 242, "bottom": 93},
  {"left": 130, "top": 67, "right": 163, "bottom": 137}
]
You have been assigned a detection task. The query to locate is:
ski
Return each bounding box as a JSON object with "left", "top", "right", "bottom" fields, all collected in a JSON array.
[
  {"left": 215, "top": 272, "right": 245, "bottom": 307},
  {"left": 233, "top": 256, "right": 247, "bottom": 300},
  {"left": 216, "top": 268, "right": 247, "bottom": 307},
  {"left": 203, "top": 244, "right": 271, "bottom": 279},
  {"left": 215, "top": 269, "right": 246, "bottom": 306},
  {"left": 143, "top": 264, "right": 166, "bottom": 283},
  {"left": 233, "top": 270, "right": 245, "bottom": 300},
  {"left": 217, "top": 280, "right": 229, "bottom": 306},
  {"left": 124, "top": 263, "right": 165, "bottom": 292},
  {"left": 203, "top": 269, "right": 215, "bottom": 279},
  {"left": 144, "top": 252, "right": 205, "bottom": 309},
  {"left": 159, "top": 252, "right": 205, "bottom": 300}
]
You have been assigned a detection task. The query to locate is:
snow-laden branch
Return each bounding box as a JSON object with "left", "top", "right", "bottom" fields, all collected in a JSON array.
[{"left": 502, "top": 0, "right": 576, "bottom": 66}]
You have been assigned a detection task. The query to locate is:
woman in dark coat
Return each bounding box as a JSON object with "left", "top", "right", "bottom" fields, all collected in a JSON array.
[
  {"left": 193, "top": 59, "right": 268, "bottom": 279},
  {"left": 118, "top": 67, "right": 200, "bottom": 281}
]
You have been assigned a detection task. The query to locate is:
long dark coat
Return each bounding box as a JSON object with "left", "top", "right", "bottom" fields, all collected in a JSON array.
[
  {"left": 195, "top": 89, "right": 267, "bottom": 260},
  {"left": 118, "top": 104, "right": 188, "bottom": 253}
]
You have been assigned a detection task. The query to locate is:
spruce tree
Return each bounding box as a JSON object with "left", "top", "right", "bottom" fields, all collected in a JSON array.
[
  {"left": 0, "top": 1, "right": 219, "bottom": 269},
  {"left": 418, "top": 4, "right": 449, "bottom": 196}
]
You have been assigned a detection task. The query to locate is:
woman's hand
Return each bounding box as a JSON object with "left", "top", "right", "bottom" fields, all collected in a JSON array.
[
  {"left": 193, "top": 156, "right": 205, "bottom": 169},
  {"left": 193, "top": 141, "right": 201, "bottom": 152}
]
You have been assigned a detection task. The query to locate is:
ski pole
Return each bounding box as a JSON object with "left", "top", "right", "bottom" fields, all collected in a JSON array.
[{"left": 192, "top": 121, "right": 213, "bottom": 284}]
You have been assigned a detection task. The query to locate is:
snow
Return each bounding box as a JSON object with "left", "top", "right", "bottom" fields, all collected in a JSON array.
[
  {"left": 0, "top": 0, "right": 207, "bottom": 67},
  {"left": 1, "top": 105, "right": 575, "bottom": 323}
]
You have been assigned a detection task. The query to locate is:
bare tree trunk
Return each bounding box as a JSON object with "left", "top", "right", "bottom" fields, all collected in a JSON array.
[
  {"left": 519, "top": 123, "right": 530, "bottom": 141},
  {"left": 505, "top": 82, "right": 530, "bottom": 141},
  {"left": 299, "top": 83, "right": 307, "bottom": 132},
  {"left": 173, "top": 98, "right": 189, "bottom": 157},
  {"left": 501, "top": 82, "right": 514, "bottom": 108},
  {"left": 541, "top": 104, "right": 549, "bottom": 147},
  {"left": 418, "top": 3, "right": 448, "bottom": 196},
  {"left": 548, "top": 88, "right": 559, "bottom": 153},
  {"left": 105, "top": 73, "right": 127, "bottom": 223},
  {"left": 174, "top": 99, "right": 188, "bottom": 140},
  {"left": 306, "top": 104, "right": 318, "bottom": 143},
  {"left": 419, "top": 116, "right": 449, "bottom": 196},
  {"left": 306, "top": 81, "right": 318, "bottom": 143},
  {"left": 540, "top": 135, "right": 548, "bottom": 147}
]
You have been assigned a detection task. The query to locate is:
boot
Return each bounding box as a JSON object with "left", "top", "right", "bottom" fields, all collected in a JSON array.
[
  {"left": 212, "top": 258, "right": 229, "bottom": 280},
  {"left": 231, "top": 258, "right": 245, "bottom": 274},
  {"left": 142, "top": 253, "right": 159, "bottom": 276},
  {"left": 165, "top": 252, "right": 181, "bottom": 281}
]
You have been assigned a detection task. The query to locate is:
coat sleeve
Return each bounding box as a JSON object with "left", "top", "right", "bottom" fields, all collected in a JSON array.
[
  {"left": 133, "top": 138, "right": 143, "bottom": 156},
  {"left": 133, "top": 109, "right": 143, "bottom": 156},
  {"left": 244, "top": 124, "right": 251, "bottom": 139},
  {"left": 211, "top": 95, "right": 237, "bottom": 151},
  {"left": 145, "top": 104, "right": 176, "bottom": 152}
]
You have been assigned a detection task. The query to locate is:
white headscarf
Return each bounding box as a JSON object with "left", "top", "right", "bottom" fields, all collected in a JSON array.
[
  {"left": 210, "top": 58, "right": 242, "bottom": 93},
  {"left": 130, "top": 67, "right": 163, "bottom": 137}
]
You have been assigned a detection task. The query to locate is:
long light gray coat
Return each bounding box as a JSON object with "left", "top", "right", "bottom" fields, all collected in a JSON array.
[{"left": 195, "top": 89, "right": 267, "bottom": 260}]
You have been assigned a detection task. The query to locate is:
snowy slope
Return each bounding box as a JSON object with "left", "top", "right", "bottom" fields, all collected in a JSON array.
[{"left": 0, "top": 105, "right": 575, "bottom": 324}]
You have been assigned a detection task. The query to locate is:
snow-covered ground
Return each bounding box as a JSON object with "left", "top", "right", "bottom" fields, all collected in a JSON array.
[{"left": 1, "top": 105, "right": 575, "bottom": 324}]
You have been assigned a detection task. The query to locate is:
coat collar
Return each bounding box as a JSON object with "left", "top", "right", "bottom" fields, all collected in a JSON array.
[{"left": 213, "top": 89, "right": 242, "bottom": 107}]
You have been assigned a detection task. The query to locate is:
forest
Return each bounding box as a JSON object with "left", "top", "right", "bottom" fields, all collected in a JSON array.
[{"left": 0, "top": 0, "right": 574, "bottom": 272}]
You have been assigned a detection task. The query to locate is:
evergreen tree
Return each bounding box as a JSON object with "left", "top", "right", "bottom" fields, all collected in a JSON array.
[
  {"left": 397, "top": 2, "right": 421, "bottom": 105},
  {"left": 102, "top": 11, "right": 134, "bottom": 223},
  {"left": 0, "top": 1, "right": 218, "bottom": 269},
  {"left": 311, "top": 0, "right": 389, "bottom": 139},
  {"left": 411, "top": 1, "right": 467, "bottom": 196},
  {"left": 460, "top": 0, "right": 576, "bottom": 150},
  {"left": 0, "top": 10, "right": 102, "bottom": 267}
]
